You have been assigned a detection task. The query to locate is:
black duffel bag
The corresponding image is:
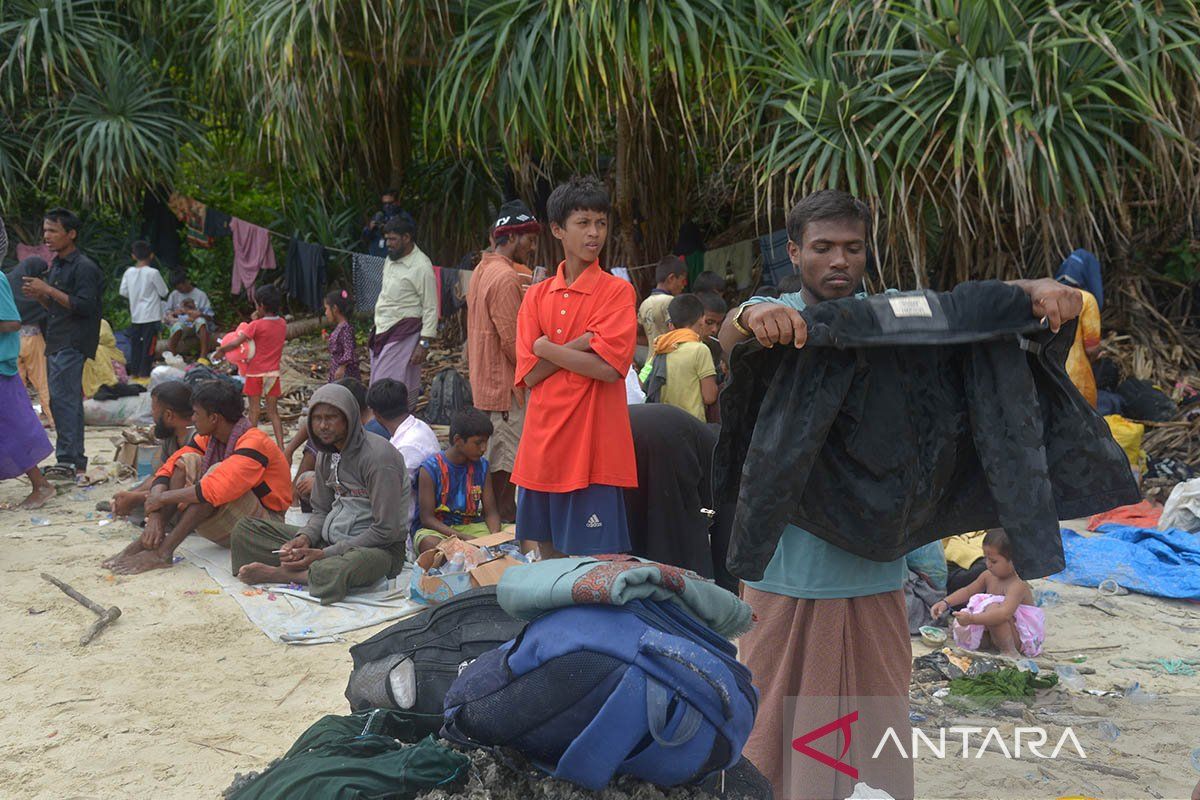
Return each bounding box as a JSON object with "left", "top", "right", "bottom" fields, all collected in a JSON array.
[{"left": 345, "top": 587, "right": 525, "bottom": 736}]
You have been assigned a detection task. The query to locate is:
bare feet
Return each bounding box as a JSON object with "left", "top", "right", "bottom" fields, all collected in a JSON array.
[
  {"left": 111, "top": 549, "right": 172, "bottom": 575},
  {"left": 19, "top": 485, "right": 56, "bottom": 510},
  {"left": 237, "top": 562, "right": 304, "bottom": 585},
  {"left": 102, "top": 539, "right": 146, "bottom": 569}
]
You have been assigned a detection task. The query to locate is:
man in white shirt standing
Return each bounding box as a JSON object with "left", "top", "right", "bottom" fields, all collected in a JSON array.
[
  {"left": 368, "top": 213, "right": 438, "bottom": 408},
  {"left": 119, "top": 240, "right": 168, "bottom": 377}
]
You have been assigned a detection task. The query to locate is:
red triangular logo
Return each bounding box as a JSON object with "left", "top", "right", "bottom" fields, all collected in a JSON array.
[{"left": 791, "top": 710, "right": 859, "bottom": 779}]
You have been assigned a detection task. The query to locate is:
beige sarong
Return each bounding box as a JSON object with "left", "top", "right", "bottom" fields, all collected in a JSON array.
[{"left": 739, "top": 586, "right": 914, "bottom": 800}]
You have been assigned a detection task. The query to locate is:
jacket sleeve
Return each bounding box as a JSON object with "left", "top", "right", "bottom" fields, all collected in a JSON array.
[
  {"left": 195, "top": 447, "right": 267, "bottom": 507},
  {"left": 586, "top": 281, "right": 637, "bottom": 375},
  {"left": 152, "top": 434, "right": 207, "bottom": 486},
  {"left": 119, "top": 269, "right": 131, "bottom": 299},
  {"left": 419, "top": 261, "right": 439, "bottom": 339},
  {"left": 66, "top": 262, "right": 102, "bottom": 319},
  {"left": 322, "top": 455, "right": 409, "bottom": 556},
  {"left": 299, "top": 455, "right": 333, "bottom": 544}
]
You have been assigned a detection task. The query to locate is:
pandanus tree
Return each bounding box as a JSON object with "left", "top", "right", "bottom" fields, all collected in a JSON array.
[{"left": 737, "top": 0, "right": 1200, "bottom": 288}]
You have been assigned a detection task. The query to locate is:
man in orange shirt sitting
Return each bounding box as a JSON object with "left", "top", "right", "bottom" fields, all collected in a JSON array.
[
  {"left": 512, "top": 177, "right": 638, "bottom": 557},
  {"left": 102, "top": 380, "right": 293, "bottom": 575}
]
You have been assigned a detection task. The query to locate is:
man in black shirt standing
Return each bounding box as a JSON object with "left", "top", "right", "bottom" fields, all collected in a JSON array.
[{"left": 21, "top": 208, "right": 103, "bottom": 478}]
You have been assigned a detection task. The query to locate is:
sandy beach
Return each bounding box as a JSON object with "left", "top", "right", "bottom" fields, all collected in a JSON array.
[{"left": 2, "top": 430, "right": 1199, "bottom": 799}]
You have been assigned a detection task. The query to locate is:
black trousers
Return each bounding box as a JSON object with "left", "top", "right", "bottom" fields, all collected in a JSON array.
[{"left": 128, "top": 321, "right": 159, "bottom": 377}]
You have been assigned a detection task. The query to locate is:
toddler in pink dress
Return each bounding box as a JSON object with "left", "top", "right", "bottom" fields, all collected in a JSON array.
[{"left": 931, "top": 528, "right": 1045, "bottom": 657}]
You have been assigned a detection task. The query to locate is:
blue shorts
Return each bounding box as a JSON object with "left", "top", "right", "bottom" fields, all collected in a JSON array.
[{"left": 516, "top": 484, "right": 631, "bottom": 556}]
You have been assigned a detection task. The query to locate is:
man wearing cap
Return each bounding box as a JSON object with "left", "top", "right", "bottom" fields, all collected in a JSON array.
[{"left": 465, "top": 199, "right": 541, "bottom": 521}]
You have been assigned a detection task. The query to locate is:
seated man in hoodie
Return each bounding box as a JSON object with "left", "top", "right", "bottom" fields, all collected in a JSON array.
[{"left": 230, "top": 383, "right": 410, "bottom": 604}]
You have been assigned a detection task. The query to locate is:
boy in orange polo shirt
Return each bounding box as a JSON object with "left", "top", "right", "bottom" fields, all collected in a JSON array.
[{"left": 512, "top": 176, "right": 638, "bottom": 556}]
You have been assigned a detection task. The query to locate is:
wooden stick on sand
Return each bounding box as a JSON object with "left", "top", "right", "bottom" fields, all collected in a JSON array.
[{"left": 41, "top": 573, "right": 122, "bottom": 645}]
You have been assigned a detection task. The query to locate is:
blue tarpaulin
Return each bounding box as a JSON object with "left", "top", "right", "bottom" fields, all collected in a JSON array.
[{"left": 1049, "top": 524, "right": 1200, "bottom": 600}]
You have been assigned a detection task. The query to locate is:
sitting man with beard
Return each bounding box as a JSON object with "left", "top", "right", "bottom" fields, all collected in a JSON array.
[{"left": 110, "top": 381, "right": 195, "bottom": 520}]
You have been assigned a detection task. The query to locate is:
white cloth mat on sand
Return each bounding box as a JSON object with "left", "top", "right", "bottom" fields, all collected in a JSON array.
[{"left": 178, "top": 536, "right": 424, "bottom": 645}]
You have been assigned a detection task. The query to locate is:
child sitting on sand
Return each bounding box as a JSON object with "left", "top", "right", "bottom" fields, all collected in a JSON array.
[{"left": 930, "top": 528, "right": 1045, "bottom": 657}]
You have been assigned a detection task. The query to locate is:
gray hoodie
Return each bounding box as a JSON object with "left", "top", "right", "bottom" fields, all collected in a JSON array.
[{"left": 301, "top": 384, "right": 410, "bottom": 557}]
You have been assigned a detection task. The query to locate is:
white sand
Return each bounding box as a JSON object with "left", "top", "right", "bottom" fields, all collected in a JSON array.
[{"left": 2, "top": 430, "right": 1199, "bottom": 799}]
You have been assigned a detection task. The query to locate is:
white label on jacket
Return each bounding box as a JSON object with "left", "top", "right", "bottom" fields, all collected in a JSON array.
[{"left": 888, "top": 296, "right": 933, "bottom": 318}]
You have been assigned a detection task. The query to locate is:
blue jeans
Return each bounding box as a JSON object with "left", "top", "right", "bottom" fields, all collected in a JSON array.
[{"left": 48, "top": 347, "right": 87, "bottom": 471}]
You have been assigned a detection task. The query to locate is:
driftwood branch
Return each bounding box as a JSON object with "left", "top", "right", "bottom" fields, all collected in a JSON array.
[{"left": 41, "top": 573, "right": 122, "bottom": 645}]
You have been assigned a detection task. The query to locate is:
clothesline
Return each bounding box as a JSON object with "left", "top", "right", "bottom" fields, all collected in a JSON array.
[{"left": 263, "top": 227, "right": 360, "bottom": 258}]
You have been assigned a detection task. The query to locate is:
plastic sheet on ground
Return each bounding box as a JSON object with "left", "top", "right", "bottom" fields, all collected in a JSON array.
[
  {"left": 178, "top": 536, "right": 424, "bottom": 645},
  {"left": 1048, "top": 524, "right": 1200, "bottom": 600}
]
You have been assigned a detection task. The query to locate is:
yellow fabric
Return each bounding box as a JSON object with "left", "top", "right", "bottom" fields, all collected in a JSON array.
[
  {"left": 413, "top": 521, "right": 492, "bottom": 546},
  {"left": 82, "top": 320, "right": 125, "bottom": 398},
  {"left": 1104, "top": 414, "right": 1147, "bottom": 473},
  {"left": 651, "top": 327, "right": 701, "bottom": 355},
  {"left": 942, "top": 530, "right": 987, "bottom": 570},
  {"left": 1065, "top": 290, "right": 1100, "bottom": 407},
  {"left": 658, "top": 340, "right": 717, "bottom": 422}
]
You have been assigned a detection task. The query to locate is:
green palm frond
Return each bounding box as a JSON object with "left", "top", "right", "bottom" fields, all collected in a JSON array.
[
  {"left": 0, "top": 0, "right": 125, "bottom": 101},
  {"left": 32, "top": 43, "right": 205, "bottom": 207}
]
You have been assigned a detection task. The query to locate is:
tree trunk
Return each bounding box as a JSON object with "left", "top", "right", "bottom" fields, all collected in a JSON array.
[{"left": 613, "top": 106, "right": 643, "bottom": 270}]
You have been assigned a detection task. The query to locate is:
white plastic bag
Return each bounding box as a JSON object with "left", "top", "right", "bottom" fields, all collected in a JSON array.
[
  {"left": 83, "top": 392, "right": 153, "bottom": 426},
  {"left": 148, "top": 364, "right": 186, "bottom": 390},
  {"left": 1159, "top": 478, "right": 1200, "bottom": 532},
  {"left": 625, "top": 367, "right": 646, "bottom": 405}
]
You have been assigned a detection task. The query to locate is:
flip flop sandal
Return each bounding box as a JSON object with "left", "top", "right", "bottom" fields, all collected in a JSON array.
[{"left": 42, "top": 465, "right": 76, "bottom": 481}]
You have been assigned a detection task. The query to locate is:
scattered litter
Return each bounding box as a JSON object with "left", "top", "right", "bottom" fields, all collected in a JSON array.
[
  {"left": 919, "top": 625, "right": 946, "bottom": 646},
  {"left": 97, "top": 519, "right": 113, "bottom": 527},
  {"left": 30, "top": 517, "right": 51, "bottom": 527},
  {"left": 1055, "top": 664, "right": 1086, "bottom": 691},
  {"left": 1016, "top": 659, "right": 1040, "bottom": 674},
  {"left": 202, "top": 589, "right": 221, "bottom": 595},
  {"left": 242, "top": 589, "right": 264, "bottom": 597},
  {"left": 69, "top": 491, "right": 90, "bottom": 502},
  {"left": 1098, "top": 577, "right": 1129, "bottom": 596},
  {"left": 908, "top": 711, "right": 926, "bottom": 723},
  {"left": 1099, "top": 720, "right": 1121, "bottom": 741},
  {"left": 848, "top": 781, "right": 895, "bottom": 799},
  {"left": 1072, "top": 655, "right": 1088, "bottom": 663},
  {"left": 85, "top": 512, "right": 95, "bottom": 520},
  {"left": 1191, "top": 747, "right": 1200, "bottom": 772},
  {"left": 172, "top": 556, "right": 184, "bottom": 564},
  {"left": 95, "top": 501, "right": 112, "bottom": 512},
  {"left": 1035, "top": 589, "right": 1061, "bottom": 608},
  {"left": 267, "top": 592, "right": 277, "bottom": 601},
  {"left": 285, "top": 582, "right": 303, "bottom": 590},
  {"left": 27, "top": 608, "right": 46, "bottom": 615},
  {"left": 933, "top": 688, "right": 950, "bottom": 698},
  {"left": 47, "top": 731, "right": 57, "bottom": 739},
  {"left": 184, "top": 590, "right": 199, "bottom": 596},
  {"left": 104, "top": 575, "right": 115, "bottom": 582},
  {"left": 1123, "top": 682, "right": 1157, "bottom": 704}
]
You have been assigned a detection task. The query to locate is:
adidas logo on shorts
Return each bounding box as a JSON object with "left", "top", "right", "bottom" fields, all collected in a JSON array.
[{"left": 585, "top": 514, "right": 602, "bottom": 528}]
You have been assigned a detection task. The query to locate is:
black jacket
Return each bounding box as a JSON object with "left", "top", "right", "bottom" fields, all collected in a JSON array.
[
  {"left": 45, "top": 249, "right": 104, "bottom": 358},
  {"left": 715, "top": 281, "right": 1139, "bottom": 582},
  {"left": 625, "top": 404, "right": 739, "bottom": 591}
]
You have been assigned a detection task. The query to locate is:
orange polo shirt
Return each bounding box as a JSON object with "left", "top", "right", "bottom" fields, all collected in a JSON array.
[{"left": 511, "top": 261, "right": 638, "bottom": 493}]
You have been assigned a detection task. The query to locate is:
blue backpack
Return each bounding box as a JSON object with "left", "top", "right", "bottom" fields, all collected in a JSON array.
[{"left": 441, "top": 599, "right": 758, "bottom": 791}]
